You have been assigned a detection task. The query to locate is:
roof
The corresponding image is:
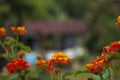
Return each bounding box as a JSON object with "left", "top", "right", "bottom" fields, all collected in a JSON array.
[{"left": 24, "top": 20, "right": 89, "bottom": 36}]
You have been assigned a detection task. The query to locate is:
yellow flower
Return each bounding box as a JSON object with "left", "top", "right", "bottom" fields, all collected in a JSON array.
[
  {"left": 11, "top": 26, "right": 27, "bottom": 35},
  {"left": 116, "top": 16, "right": 120, "bottom": 28},
  {"left": 51, "top": 52, "right": 71, "bottom": 65}
]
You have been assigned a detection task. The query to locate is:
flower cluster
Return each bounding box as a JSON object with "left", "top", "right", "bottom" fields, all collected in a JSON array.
[
  {"left": 86, "top": 53, "right": 108, "bottom": 73},
  {"left": 11, "top": 26, "right": 27, "bottom": 35},
  {"left": 36, "top": 52, "right": 71, "bottom": 75},
  {"left": 0, "top": 26, "right": 27, "bottom": 37},
  {"left": 7, "top": 58, "right": 30, "bottom": 74},
  {"left": 103, "top": 41, "right": 120, "bottom": 54},
  {"left": 36, "top": 58, "right": 56, "bottom": 74},
  {"left": 51, "top": 52, "right": 71, "bottom": 65}
]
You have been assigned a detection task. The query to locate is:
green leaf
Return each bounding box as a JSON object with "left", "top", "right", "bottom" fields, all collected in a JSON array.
[
  {"left": 37, "top": 65, "right": 47, "bottom": 71},
  {"left": 62, "top": 72, "right": 74, "bottom": 80},
  {"left": 74, "top": 67, "right": 90, "bottom": 76},
  {"left": 0, "top": 53, "right": 4, "bottom": 58},
  {"left": 4, "top": 37, "right": 16, "bottom": 45},
  {"left": 16, "top": 42, "right": 31, "bottom": 52},
  {"left": 109, "top": 54, "right": 120, "bottom": 61}
]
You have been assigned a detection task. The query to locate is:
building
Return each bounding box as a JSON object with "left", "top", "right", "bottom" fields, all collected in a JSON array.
[{"left": 24, "top": 20, "right": 89, "bottom": 51}]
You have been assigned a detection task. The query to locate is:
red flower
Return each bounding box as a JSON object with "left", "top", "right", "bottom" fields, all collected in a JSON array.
[
  {"left": 109, "top": 41, "right": 120, "bottom": 53},
  {"left": 36, "top": 59, "right": 56, "bottom": 74},
  {"left": 86, "top": 53, "right": 108, "bottom": 73},
  {"left": 103, "top": 41, "right": 120, "bottom": 54},
  {"left": 7, "top": 58, "right": 30, "bottom": 74},
  {"left": 45, "top": 60, "right": 56, "bottom": 74}
]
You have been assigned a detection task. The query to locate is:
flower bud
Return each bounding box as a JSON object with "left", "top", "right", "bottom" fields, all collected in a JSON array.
[{"left": 17, "top": 50, "right": 26, "bottom": 58}]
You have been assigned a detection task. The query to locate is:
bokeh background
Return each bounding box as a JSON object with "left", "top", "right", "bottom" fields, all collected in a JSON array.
[{"left": 1, "top": 0, "right": 120, "bottom": 70}]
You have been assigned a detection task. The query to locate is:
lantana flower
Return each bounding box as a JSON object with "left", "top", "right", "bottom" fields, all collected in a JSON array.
[
  {"left": 36, "top": 58, "right": 56, "bottom": 74},
  {"left": 51, "top": 52, "right": 71, "bottom": 65},
  {"left": 86, "top": 53, "right": 108, "bottom": 73},
  {"left": 0, "top": 27, "right": 6, "bottom": 37},
  {"left": 11, "top": 26, "right": 27, "bottom": 35},
  {"left": 103, "top": 41, "right": 120, "bottom": 54},
  {"left": 7, "top": 58, "right": 30, "bottom": 74}
]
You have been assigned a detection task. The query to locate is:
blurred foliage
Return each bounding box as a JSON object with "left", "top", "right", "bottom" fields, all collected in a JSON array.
[
  {"left": 0, "top": 0, "right": 120, "bottom": 53},
  {"left": 0, "top": 0, "right": 57, "bottom": 25}
]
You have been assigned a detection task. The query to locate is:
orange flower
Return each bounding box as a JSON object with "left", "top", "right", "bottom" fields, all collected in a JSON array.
[
  {"left": 11, "top": 26, "right": 27, "bottom": 35},
  {"left": 116, "top": 16, "right": 120, "bottom": 28},
  {"left": 36, "top": 59, "right": 47, "bottom": 66},
  {"left": 103, "top": 41, "right": 120, "bottom": 54},
  {"left": 86, "top": 53, "right": 108, "bottom": 73},
  {"left": 0, "top": 27, "right": 6, "bottom": 36},
  {"left": 51, "top": 52, "right": 71, "bottom": 65},
  {"left": 7, "top": 58, "right": 30, "bottom": 74},
  {"left": 36, "top": 59, "right": 56, "bottom": 73}
]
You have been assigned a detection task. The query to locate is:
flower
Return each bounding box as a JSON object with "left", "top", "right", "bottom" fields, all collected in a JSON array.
[
  {"left": 36, "top": 59, "right": 56, "bottom": 74},
  {"left": 45, "top": 60, "right": 56, "bottom": 74},
  {"left": 103, "top": 41, "right": 120, "bottom": 54},
  {"left": 7, "top": 58, "right": 30, "bottom": 74},
  {"left": 51, "top": 52, "right": 71, "bottom": 65},
  {"left": 36, "top": 59, "right": 47, "bottom": 66},
  {"left": 11, "top": 26, "right": 27, "bottom": 35},
  {"left": 86, "top": 53, "right": 108, "bottom": 73},
  {"left": 0, "top": 27, "right": 6, "bottom": 37},
  {"left": 116, "top": 16, "right": 120, "bottom": 28}
]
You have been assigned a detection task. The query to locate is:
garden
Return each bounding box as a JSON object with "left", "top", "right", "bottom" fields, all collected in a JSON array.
[
  {"left": 1, "top": 0, "right": 120, "bottom": 80},
  {"left": 0, "top": 16, "right": 120, "bottom": 80}
]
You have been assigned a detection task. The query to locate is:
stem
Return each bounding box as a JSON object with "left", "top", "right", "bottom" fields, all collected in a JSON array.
[
  {"left": 99, "top": 74, "right": 103, "bottom": 80},
  {"left": 108, "top": 68, "right": 111, "bottom": 80},
  {"left": 107, "top": 63, "right": 111, "bottom": 80},
  {"left": 15, "top": 34, "right": 19, "bottom": 53},
  {"left": 18, "top": 73, "right": 22, "bottom": 80},
  {"left": 57, "top": 72, "right": 62, "bottom": 80},
  {"left": 50, "top": 75, "right": 55, "bottom": 80},
  {"left": 0, "top": 39, "right": 5, "bottom": 51},
  {"left": 18, "top": 73, "right": 25, "bottom": 80}
]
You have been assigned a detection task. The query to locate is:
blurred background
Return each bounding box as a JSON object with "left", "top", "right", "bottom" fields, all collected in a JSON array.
[{"left": 1, "top": 0, "right": 120, "bottom": 70}]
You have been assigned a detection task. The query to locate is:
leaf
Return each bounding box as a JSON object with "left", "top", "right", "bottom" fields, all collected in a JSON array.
[
  {"left": 62, "top": 71, "right": 74, "bottom": 80},
  {"left": 109, "top": 54, "right": 120, "bottom": 61},
  {"left": 4, "top": 37, "right": 16, "bottom": 45},
  {"left": 16, "top": 42, "right": 31, "bottom": 52},
  {"left": 74, "top": 67, "right": 90, "bottom": 76},
  {"left": 37, "top": 65, "right": 47, "bottom": 71},
  {"left": 0, "top": 53, "right": 4, "bottom": 58}
]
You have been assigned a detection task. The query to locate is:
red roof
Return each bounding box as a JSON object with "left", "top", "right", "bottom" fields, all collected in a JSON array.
[{"left": 25, "top": 20, "right": 89, "bottom": 35}]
